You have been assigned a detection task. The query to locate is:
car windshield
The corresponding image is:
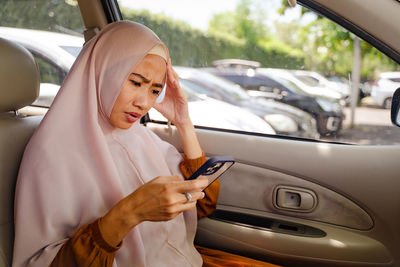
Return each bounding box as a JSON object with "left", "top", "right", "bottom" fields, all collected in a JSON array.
[
  {"left": 294, "top": 75, "right": 320, "bottom": 87},
  {"left": 180, "top": 83, "right": 203, "bottom": 102},
  {"left": 267, "top": 74, "right": 306, "bottom": 95},
  {"left": 195, "top": 71, "right": 251, "bottom": 101},
  {"left": 60, "top": 46, "right": 82, "bottom": 57}
]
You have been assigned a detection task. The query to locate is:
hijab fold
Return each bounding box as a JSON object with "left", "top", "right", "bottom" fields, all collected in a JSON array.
[{"left": 13, "top": 21, "right": 202, "bottom": 267}]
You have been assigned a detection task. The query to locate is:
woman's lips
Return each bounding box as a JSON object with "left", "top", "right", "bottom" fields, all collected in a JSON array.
[{"left": 125, "top": 112, "right": 141, "bottom": 123}]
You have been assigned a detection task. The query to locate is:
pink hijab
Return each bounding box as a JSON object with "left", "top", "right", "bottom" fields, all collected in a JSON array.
[{"left": 13, "top": 21, "right": 202, "bottom": 267}]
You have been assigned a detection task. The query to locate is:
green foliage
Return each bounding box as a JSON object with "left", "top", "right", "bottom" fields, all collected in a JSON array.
[
  {"left": 208, "top": 0, "right": 270, "bottom": 46},
  {"left": 122, "top": 7, "right": 304, "bottom": 69},
  {"left": 278, "top": 0, "right": 400, "bottom": 79},
  {"left": 0, "top": 0, "right": 83, "bottom": 34}
]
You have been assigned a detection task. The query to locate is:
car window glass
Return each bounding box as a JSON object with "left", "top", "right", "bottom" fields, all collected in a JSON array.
[
  {"left": 196, "top": 71, "right": 251, "bottom": 101},
  {"left": 270, "top": 75, "right": 306, "bottom": 95},
  {"left": 295, "top": 75, "right": 320, "bottom": 87},
  {"left": 180, "top": 79, "right": 212, "bottom": 96},
  {"left": 4, "top": 0, "right": 398, "bottom": 144},
  {"left": 118, "top": 0, "right": 400, "bottom": 144},
  {"left": 60, "top": 46, "right": 82, "bottom": 57},
  {"left": 222, "top": 75, "right": 246, "bottom": 87},
  {"left": 0, "top": 0, "right": 84, "bottom": 104},
  {"left": 246, "top": 76, "right": 281, "bottom": 90},
  {"left": 33, "top": 53, "right": 65, "bottom": 85}
]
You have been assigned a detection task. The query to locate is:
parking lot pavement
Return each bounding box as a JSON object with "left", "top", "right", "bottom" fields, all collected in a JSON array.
[
  {"left": 343, "top": 106, "right": 392, "bottom": 126},
  {"left": 322, "top": 98, "right": 400, "bottom": 145}
]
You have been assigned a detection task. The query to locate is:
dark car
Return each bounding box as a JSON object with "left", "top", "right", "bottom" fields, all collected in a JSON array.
[
  {"left": 175, "top": 66, "right": 319, "bottom": 139},
  {"left": 204, "top": 66, "right": 344, "bottom": 136}
]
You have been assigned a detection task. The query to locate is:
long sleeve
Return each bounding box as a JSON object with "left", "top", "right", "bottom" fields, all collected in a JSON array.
[
  {"left": 50, "top": 218, "right": 121, "bottom": 267},
  {"left": 49, "top": 153, "right": 216, "bottom": 267},
  {"left": 179, "top": 153, "right": 220, "bottom": 219}
]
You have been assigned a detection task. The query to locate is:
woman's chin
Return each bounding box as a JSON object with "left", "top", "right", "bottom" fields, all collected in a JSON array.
[{"left": 110, "top": 119, "right": 134, "bottom": 129}]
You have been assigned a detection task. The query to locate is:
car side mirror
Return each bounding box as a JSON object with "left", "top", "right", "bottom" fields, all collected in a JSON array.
[{"left": 391, "top": 88, "right": 400, "bottom": 127}]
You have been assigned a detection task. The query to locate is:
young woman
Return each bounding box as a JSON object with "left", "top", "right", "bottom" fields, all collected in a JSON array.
[{"left": 13, "top": 21, "right": 278, "bottom": 267}]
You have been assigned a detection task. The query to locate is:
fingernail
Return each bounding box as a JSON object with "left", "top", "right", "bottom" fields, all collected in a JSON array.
[{"left": 201, "top": 192, "right": 205, "bottom": 199}]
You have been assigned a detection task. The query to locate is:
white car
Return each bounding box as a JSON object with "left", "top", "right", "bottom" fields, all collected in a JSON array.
[
  {"left": 291, "top": 70, "right": 351, "bottom": 100},
  {"left": 259, "top": 68, "right": 344, "bottom": 102},
  {"left": 371, "top": 72, "right": 400, "bottom": 109},
  {"left": 0, "top": 27, "right": 84, "bottom": 75},
  {"left": 150, "top": 86, "right": 276, "bottom": 135}
]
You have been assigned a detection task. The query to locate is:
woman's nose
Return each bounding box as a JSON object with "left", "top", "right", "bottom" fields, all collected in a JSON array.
[{"left": 132, "top": 86, "right": 150, "bottom": 109}]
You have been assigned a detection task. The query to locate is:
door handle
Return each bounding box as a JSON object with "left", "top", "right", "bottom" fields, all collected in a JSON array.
[{"left": 274, "top": 186, "right": 317, "bottom": 212}]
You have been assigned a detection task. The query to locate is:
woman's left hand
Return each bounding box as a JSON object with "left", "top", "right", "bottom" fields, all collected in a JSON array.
[{"left": 154, "top": 58, "right": 191, "bottom": 127}]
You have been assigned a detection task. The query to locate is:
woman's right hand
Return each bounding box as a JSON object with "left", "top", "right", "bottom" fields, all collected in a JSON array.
[{"left": 100, "top": 175, "right": 208, "bottom": 246}]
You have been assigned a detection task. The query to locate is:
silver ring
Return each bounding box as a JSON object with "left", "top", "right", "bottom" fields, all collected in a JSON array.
[{"left": 185, "top": 192, "right": 192, "bottom": 202}]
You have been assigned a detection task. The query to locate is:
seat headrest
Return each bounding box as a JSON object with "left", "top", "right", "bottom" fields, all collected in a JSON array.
[{"left": 0, "top": 37, "right": 39, "bottom": 112}]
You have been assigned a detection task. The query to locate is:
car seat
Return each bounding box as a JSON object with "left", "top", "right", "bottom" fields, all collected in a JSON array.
[{"left": 0, "top": 37, "right": 42, "bottom": 267}]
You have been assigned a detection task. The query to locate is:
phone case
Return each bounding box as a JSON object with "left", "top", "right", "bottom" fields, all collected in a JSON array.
[{"left": 187, "top": 156, "right": 235, "bottom": 186}]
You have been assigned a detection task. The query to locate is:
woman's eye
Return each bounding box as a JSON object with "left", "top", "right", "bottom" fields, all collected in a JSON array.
[
  {"left": 152, "top": 89, "right": 160, "bottom": 95},
  {"left": 130, "top": 80, "right": 141, "bottom": 86}
]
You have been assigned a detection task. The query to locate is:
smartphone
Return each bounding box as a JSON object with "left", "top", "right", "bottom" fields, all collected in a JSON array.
[{"left": 187, "top": 156, "right": 235, "bottom": 188}]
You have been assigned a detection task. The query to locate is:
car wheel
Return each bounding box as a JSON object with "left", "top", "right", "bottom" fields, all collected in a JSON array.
[{"left": 383, "top": 97, "right": 392, "bottom": 109}]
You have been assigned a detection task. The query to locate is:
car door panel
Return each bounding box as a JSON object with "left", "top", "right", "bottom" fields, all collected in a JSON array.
[
  {"left": 213, "top": 162, "right": 373, "bottom": 230},
  {"left": 197, "top": 213, "right": 390, "bottom": 266},
  {"left": 148, "top": 123, "right": 400, "bottom": 266}
]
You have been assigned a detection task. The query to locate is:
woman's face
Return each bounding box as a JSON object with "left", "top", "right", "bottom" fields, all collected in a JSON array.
[{"left": 110, "top": 54, "right": 167, "bottom": 129}]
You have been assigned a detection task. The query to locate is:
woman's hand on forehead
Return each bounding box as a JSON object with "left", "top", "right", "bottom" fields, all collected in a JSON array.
[{"left": 153, "top": 59, "right": 191, "bottom": 127}]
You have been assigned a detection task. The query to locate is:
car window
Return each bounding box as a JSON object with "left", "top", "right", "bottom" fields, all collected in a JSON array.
[
  {"left": 295, "top": 75, "right": 320, "bottom": 87},
  {"left": 118, "top": 0, "right": 400, "bottom": 145},
  {"left": 180, "top": 79, "right": 213, "bottom": 97},
  {"left": 60, "top": 46, "right": 82, "bottom": 57},
  {"left": 221, "top": 75, "right": 246, "bottom": 87},
  {"left": 0, "top": 0, "right": 84, "bottom": 88},
  {"left": 32, "top": 53, "right": 66, "bottom": 85},
  {"left": 4, "top": 1, "right": 399, "bottom": 145},
  {"left": 246, "top": 76, "right": 282, "bottom": 90},
  {"left": 270, "top": 75, "right": 306, "bottom": 95},
  {"left": 389, "top": 78, "right": 400, "bottom": 83}
]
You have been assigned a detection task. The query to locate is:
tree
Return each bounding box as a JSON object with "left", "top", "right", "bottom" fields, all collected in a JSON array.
[
  {"left": 122, "top": 7, "right": 304, "bottom": 69},
  {"left": 207, "top": 0, "right": 303, "bottom": 68},
  {"left": 0, "top": 0, "right": 83, "bottom": 34},
  {"left": 208, "top": 0, "right": 269, "bottom": 46},
  {"left": 278, "top": 0, "right": 400, "bottom": 78}
]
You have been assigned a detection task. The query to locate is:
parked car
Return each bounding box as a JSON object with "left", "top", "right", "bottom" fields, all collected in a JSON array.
[
  {"left": 176, "top": 66, "right": 319, "bottom": 139},
  {"left": 328, "top": 75, "right": 373, "bottom": 99},
  {"left": 371, "top": 72, "right": 400, "bottom": 109},
  {"left": 204, "top": 66, "right": 343, "bottom": 135},
  {"left": 290, "top": 70, "right": 350, "bottom": 100},
  {"left": 260, "top": 68, "right": 344, "bottom": 102}
]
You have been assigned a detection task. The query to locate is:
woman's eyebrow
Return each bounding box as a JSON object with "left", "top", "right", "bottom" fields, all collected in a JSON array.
[{"left": 132, "top": 73, "right": 163, "bottom": 88}]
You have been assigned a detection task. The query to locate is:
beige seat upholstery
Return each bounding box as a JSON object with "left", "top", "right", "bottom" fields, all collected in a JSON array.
[{"left": 0, "top": 37, "right": 42, "bottom": 267}]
